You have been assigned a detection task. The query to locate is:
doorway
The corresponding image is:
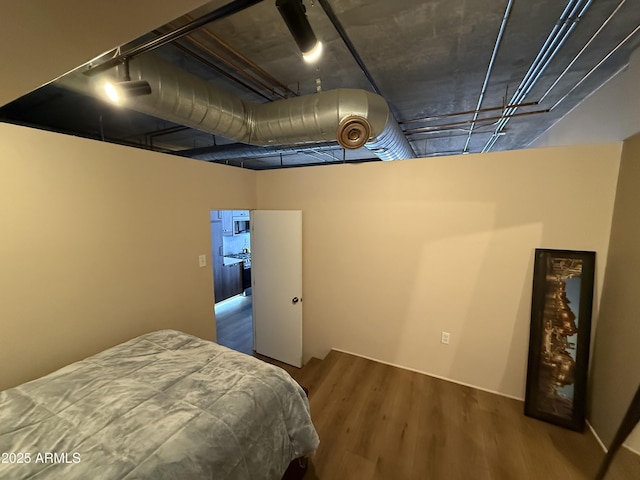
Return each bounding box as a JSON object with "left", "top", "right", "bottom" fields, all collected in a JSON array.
[
  {"left": 210, "top": 209, "right": 253, "bottom": 354},
  {"left": 210, "top": 209, "right": 303, "bottom": 367}
]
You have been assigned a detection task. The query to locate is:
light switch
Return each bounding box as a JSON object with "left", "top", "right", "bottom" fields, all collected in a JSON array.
[{"left": 198, "top": 254, "right": 207, "bottom": 267}]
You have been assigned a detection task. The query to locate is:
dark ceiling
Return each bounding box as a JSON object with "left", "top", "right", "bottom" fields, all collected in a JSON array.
[{"left": 1, "top": 0, "right": 639, "bottom": 169}]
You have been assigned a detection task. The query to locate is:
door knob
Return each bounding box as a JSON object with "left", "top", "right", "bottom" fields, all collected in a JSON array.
[{"left": 292, "top": 297, "right": 300, "bottom": 304}]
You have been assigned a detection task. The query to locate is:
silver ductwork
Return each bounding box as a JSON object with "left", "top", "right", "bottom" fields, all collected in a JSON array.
[{"left": 59, "top": 55, "right": 414, "bottom": 161}]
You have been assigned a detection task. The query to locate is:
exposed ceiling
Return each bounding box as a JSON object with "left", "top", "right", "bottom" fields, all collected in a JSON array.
[{"left": 1, "top": 0, "right": 639, "bottom": 170}]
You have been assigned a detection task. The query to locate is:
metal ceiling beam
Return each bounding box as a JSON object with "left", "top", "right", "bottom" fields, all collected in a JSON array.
[
  {"left": 84, "top": 0, "right": 264, "bottom": 77},
  {"left": 316, "top": 0, "right": 382, "bottom": 95}
]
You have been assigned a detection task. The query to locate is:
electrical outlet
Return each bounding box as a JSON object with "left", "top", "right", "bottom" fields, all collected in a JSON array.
[
  {"left": 198, "top": 254, "right": 207, "bottom": 268},
  {"left": 441, "top": 331, "right": 450, "bottom": 344}
]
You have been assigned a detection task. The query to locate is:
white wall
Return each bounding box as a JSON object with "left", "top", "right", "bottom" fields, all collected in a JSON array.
[{"left": 532, "top": 47, "right": 640, "bottom": 148}]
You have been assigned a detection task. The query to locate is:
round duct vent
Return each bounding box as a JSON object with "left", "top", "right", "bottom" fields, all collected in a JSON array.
[{"left": 337, "top": 116, "right": 371, "bottom": 150}]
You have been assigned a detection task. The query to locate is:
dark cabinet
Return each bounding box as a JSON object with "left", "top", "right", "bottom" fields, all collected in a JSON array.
[
  {"left": 221, "top": 263, "right": 243, "bottom": 300},
  {"left": 211, "top": 221, "right": 225, "bottom": 303},
  {"left": 242, "top": 266, "right": 251, "bottom": 290}
]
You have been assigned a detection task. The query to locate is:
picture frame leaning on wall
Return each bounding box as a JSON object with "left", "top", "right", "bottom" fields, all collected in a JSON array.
[{"left": 525, "top": 248, "right": 596, "bottom": 431}]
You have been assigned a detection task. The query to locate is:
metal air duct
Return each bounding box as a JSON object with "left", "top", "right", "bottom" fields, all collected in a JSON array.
[{"left": 60, "top": 55, "right": 414, "bottom": 161}]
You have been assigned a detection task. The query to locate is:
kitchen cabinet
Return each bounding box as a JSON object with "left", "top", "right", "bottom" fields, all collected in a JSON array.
[
  {"left": 221, "top": 263, "right": 243, "bottom": 300},
  {"left": 221, "top": 210, "right": 233, "bottom": 236},
  {"left": 211, "top": 221, "right": 225, "bottom": 303},
  {"left": 242, "top": 266, "right": 251, "bottom": 290}
]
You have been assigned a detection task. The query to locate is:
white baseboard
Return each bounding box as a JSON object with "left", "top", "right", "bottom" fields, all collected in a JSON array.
[
  {"left": 623, "top": 443, "right": 640, "bottom": 457},
  {"left": 586, "top": 419, "right": 640, "bottom": 459},
  {"left": 587, "top": 420, "right": 608, "bottom": 452},
  {"left": 330, "top": 348, "right": 524, "bottom": 401}
]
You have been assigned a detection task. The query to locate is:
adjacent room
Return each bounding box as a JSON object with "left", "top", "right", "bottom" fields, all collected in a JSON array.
[
  {"left": 211, "top": 209, "right": 254, "bottom": 355},
  {"left": 1, "top": 1, "right": 640, "bottom": 479}
]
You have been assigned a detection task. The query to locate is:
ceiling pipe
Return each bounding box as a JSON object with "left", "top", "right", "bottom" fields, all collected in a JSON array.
[
  {"left": 316, "top": 0, "right": 382, "bottom": 96},
  {"left": 539, "top": 0, "right": 627, "bottom": 104},
  {"left": 463, "top": 0, "right": 514, "bottom": 153},
  {"left": 404, "top": 109, "right": 550, "bottom": 135},
  {"left": 84, "top": 0, "right": 265, "bottom": 77},
  {"left": 169, "top": 40, "right": 274, "bottom": 101},
  {"left": 482, "top": 0, "right": 593, "bottom": 152},
  {"left": 519, "top": 0, "right": 594, "bottom": 100},
  {"left": 314, "top": 0, "right": 413, "bottom": 159},
  {"left": 400, "top": 101, "right": 538, "bottom": 125},
  {"left": 181, "top": 14, "right": 298, "bottom": 97},
  {"left": 60, "top": 55, "right": 414, "bottom": 161},
  {"left": 177, "top": 141, "right": 341, "bottom": 161},
  {"left": 170, "top": 28, "right": 290, "bottom": 100},
  {"left": 550, "top": 22, "right": 640, "bottom": 111}
]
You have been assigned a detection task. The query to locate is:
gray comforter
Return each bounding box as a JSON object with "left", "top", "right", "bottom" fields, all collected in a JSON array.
[{"left": 0, "top": 330, "right": 319, "bottom": 479}]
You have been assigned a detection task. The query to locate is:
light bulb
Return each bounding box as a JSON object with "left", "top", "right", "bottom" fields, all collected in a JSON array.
[
  {"left": 103, "top": 82, "right": 121, "bottom": 104},
  {"left": 302, "top": 41, "right": 323, "bottom": 63}
]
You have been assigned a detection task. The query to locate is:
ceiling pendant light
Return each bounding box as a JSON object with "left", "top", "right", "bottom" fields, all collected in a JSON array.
[{"left": 276, "top": 0, "right": 323, "bottom": 63}]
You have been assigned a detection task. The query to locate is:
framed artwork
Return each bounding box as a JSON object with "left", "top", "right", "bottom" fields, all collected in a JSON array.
[{"left": 524, "top": 249, "right": 596, "bottom": 431}]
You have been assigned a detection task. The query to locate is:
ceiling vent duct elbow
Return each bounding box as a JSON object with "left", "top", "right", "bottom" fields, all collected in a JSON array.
[{"left": 60, "top": 55, "right": 415, "bottom": 161}]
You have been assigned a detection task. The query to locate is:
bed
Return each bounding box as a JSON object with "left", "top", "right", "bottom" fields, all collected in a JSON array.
[{"left": 0, "top": 329, "right": 319, "bottom": 479}]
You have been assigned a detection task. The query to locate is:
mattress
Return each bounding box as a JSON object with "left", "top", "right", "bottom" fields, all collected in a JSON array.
[{"left": 0, "top": 329, "right": 319, "bottom": 479}]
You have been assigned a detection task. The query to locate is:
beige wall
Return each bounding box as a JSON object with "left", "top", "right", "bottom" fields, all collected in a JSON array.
[
  {"left": 257, "top": 144, "right": 621, "bottom": 399},
  {"left": 589, "top": 132, "right": 640, "bottom": 451},
  {"left": 0, "top": 123, "right": 256, "bottom": 390},
  {"left": 1, "top": 0, "right": 634, "bottom": 446},
  {"left": 0, "top": 0, "right": 210, "bottom": 106}
]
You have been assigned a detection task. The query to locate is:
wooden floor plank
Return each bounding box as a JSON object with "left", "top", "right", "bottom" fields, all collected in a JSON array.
[
  {"left": 214, "top": 294, "right": 253, "bottom": 355},
  {"left": 608, "top": 447, "right": 640, "bottom": 479},
  {"left": 213, "top": 300, "right": 638, "bottom": 479},
  {"left": 303, "top": 350, "right": 633, "bottom": 480}
]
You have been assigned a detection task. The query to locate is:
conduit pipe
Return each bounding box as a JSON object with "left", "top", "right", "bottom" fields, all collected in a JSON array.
[
  {"left": 182, "top": 15, "right": 298, "bottom": 98},
  {"left": 482, "top": 0, "right": 593, "bottom": 152},
  {"left": 400, "top": 102, "right": 538, "bottom": 124},
  {"left": 463, "top": 0, "right": 514, "bottom": 153},
  {"left": 539, "top": 0, "right": 627, "bottom": 104},
  {"left": 60, "top": 55, "right": 415, "bottom": 161},
  {"left": 178, "top": 141, "right": 340, "bottom": 161},
  {"left": 317, "top": 0, "right": 381, "bottom": 96},
  {"left": 550, "top": 22, "right": 640, "bottom": 111},
  {"left": 85, "top": 0, "right": 265, "bottom": 77},
  {"left": 405, "top": 109, "right": 550, "bottom": 135}
]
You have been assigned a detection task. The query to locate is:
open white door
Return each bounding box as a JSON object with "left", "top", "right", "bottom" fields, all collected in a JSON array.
[{"left": 251, "top": 210, "right": 302, "bottom": 367}]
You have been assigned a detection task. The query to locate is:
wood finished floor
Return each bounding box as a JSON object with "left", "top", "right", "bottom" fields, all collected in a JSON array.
[
  {"left": 285, "top": 351, "right": 639, "bottom": 480},
  {"left": 214, "top": 294, "right": 253, "bottom": 356},
  {"left": 213, "top": 300, "right": 639, "bottom": 479}
]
